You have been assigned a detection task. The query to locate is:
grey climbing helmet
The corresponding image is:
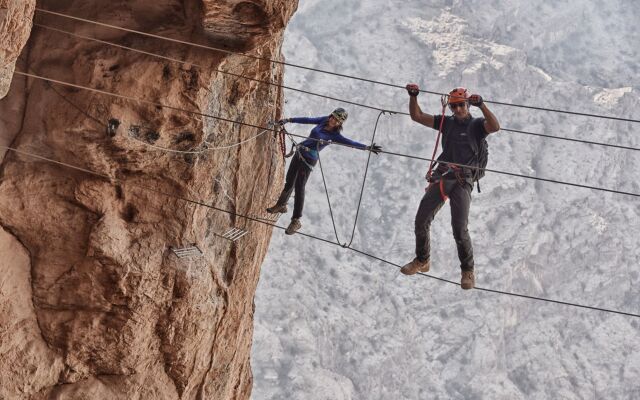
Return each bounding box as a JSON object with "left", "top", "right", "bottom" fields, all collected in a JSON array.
[{"left": 331, "top": 107, "right": 348, "bottom": 124}]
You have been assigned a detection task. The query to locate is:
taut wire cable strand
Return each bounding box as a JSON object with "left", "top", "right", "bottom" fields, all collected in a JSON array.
[
  {"left": 18, "top": 54, "right": 273, "bottom": 153},
  {"left": 127, "top": 126, "right": 272, "bottom": 153},
  {"left": 345, "top": 110, "right": 387, "bottom": 247},
  {"left": 14, "top": 70, "right": 640, "bottom": 198},
  {"left": 14, "top": 71, "right": 275, "bottom": 131},
  {"left": 35, "top": 8, "right": 640, "bottom": 124},
  {"left": 32, "top": 23, "right": 640, "bottom": 151},
  {"left": 283, "top": 129, "right": 640, "bottom": 198},
  {"left": 32, "top": 23, "right": 388, "bottom": 115},
  {"left": 316, "top": 143, "right": 343, "bottom": 245},
  {"left": 2, "top": 143, "right": 639, "bottom": 319}
]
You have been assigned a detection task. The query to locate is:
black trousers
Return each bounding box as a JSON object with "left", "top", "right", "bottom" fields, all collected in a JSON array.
[
  {"left": 414, "top": 180, "right": 474, "bottom": 271},
  {"left": 275, "top": 153, "right": 314, "bottom": 219}
]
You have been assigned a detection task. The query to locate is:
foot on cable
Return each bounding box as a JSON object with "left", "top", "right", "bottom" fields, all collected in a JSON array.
[
  {"left": 461, "top": 270, "right": 475, "bottom": 290},
  {"left": 285, "top": 218, "right": 301, "bottom": 235},
  {"left": 266, "top": 204, "right": 288, "bottom": 214},
  {"left": 400, "top": 258, "right": 430, "bottom": 275}
]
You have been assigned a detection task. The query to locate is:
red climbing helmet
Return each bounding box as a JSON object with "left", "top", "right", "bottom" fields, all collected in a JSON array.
[{"left": 448, "top": 87, "right": 469, "bottom": 104}]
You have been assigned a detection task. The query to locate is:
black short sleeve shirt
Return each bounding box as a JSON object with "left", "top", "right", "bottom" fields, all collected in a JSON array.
[{"left": 433, "top": 115, "right": 488, "bottom": 165}]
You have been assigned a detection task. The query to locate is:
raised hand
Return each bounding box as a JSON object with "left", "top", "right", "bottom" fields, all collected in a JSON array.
[
  {"left": 406, "top": 83, "right": 420, "bottom": 97},
  {"left": 469, "top": 94, "right": 484, "bottom": 107}
]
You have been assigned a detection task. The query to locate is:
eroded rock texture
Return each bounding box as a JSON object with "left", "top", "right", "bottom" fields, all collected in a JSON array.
[
  {"left": 0, "top": 0, "right": 35, "bottom": 98},
  {"left": 0, "top": 0, "right": 296, "bottom": 398}
]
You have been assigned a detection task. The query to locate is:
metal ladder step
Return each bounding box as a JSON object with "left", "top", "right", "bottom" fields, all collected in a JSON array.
[
  {"left": 171, "top": 244, "right": 203, "bottom": 258},
  {"left": 220, "top": 227, "right": 249, "bottom": 242},
  {"left": 252, "top": 211, "right": 282, "bottom": 222}
]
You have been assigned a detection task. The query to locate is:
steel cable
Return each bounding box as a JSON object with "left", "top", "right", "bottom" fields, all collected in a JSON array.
[
  {"left": 35, "top": 8, "right": 640, "bottom": 124},
  {"left": 14, "top": 70, "right": 640, "bottom": 198},
  {"left": 2, "top": 143, "right": 638, "bottom": 319},
  {"left": 32, "top": 22, "right": 640, "bottom": 152}
]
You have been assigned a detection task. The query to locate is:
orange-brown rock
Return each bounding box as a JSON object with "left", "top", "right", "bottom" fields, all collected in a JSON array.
[
  {"left": 202, "top": 0, "right": 297, "bottom": 50},
  {"left": 0, "top": 0, "right": 35, "bottom": 98},
  {"left": 0, "top": 0, "right": 297, "bottom": 398}
]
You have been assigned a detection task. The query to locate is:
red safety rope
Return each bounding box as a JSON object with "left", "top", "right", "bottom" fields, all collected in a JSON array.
[
  {"left": 278, "top": 126, "right": 286, "bottom": 158},
  {"left": 425, "top": 95, "right": 448, "bottom": 189}
]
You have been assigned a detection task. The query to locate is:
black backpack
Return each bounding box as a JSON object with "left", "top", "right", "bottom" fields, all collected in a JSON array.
[{"left": 469, "top": 134, "right": 489, "bottom": 183}]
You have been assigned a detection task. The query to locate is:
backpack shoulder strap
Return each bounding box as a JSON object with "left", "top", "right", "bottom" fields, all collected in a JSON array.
[{"left": 466, "top": 118, "right": 482, "bottom": 156}]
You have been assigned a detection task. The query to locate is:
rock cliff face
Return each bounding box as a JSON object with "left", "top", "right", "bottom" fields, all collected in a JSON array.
[
  {"left": 0, "top": 0, "right": 296, "bottom": 399},
  {"left": 0, "top": 0, "right": 35, "bottom": 98}
]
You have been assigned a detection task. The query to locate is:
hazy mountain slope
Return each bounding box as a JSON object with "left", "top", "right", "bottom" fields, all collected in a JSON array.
[{"left": 252, "top": 1, "right": 640, "bottom": 399}]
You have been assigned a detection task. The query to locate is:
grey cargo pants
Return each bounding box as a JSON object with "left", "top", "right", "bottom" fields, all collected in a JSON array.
[{"left": 414, "top": 179, "right": 474, "bottom": 272}]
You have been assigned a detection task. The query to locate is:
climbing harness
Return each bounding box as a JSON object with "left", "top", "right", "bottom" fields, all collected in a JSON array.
[
  {"left": 280, "top": 111, "right": 391, "bottom": 247},
  {"left": 280, "top": 127, "right": 341, "bottom": 243},
  {"left": 424, "top": 94, "right": 488, "bottom": 193}
]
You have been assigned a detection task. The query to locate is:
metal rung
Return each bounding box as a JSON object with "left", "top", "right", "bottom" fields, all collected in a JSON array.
[
  {"left": 171, "top": 245, "right": 203, "bottom": 258},
  {"left": 265, "top": 212, "right": 282, "bottom": 222},
  {"left": 221, "top": 227, "right": 249, "bottom": 242},
  {"left": 252, "top": 212, "right": 281, "bottom": 222}
]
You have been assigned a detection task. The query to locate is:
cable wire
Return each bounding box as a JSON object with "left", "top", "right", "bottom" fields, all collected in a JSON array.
[
  {"left": 283, "top": 130, "right": 640, "bottom": 198},
  {"left": 14, "top": 70, "right": 640, "bottom": 198},
  {"left": 32, "top": 22, "right": 640, "bottom": 152},
  {"left": 14, "top": 70, "right": 276, "bottom": 131},
  {"left": 35, "top": 7, "right": 640, "bottom": 124},
  {"left": 2, "top": 143, "right": 639, "bottom": 319},
  {"left": 18, "top": 61, "right": 273, "bottom": 154},
  {"left": 317, "top": 144, "right": 343, "bottom": 245},
  {"left": 346, "top": 110, "right": 387, "bottom": 247},
  {"left": 128, "top": 126, "right": 272, "bottom": 153},
  {"left": 32, "top": 23, "right": 391, "bottom": 115}
]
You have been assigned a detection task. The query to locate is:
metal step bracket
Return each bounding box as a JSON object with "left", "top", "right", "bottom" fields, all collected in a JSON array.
[
  {"left": 220, "top": 227, "right": 249, "bottom": 242},
  {"left": 171, "top": 244, "right": 203, "bottom": 259},
  {"left": 251, "top": 211, "right": 282, "bottom": 223}
]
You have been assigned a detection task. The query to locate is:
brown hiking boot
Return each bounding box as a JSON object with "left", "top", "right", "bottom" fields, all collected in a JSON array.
[
  {"left": 461, "top": 271, "right": 475, "bottom": 290},
  {"left": 267, "top": 204, "right": 288, "bottom": 214},
  {"left": 400, "top": 258, "right": 430, "bottom": 275},
  {"left": 285, "top": 218, "right": 301, "bottom": 235}
]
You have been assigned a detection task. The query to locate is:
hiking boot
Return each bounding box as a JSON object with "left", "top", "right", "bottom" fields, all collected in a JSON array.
[
  {"left": 461, "top": 270, "right": 475, "bottom": 290},
  {"left": 285, "top": 218, "right": 301, "bottom": 235},
  {"left": 266, "top": 204, "right": 288, "bottom": 214},
  {"left": 400, "top": 258, "right": 430, "bottom": 275}
]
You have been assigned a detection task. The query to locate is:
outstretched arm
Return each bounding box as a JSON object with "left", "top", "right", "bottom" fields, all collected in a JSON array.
[
  {"left": 286, "top": 116, "right": 327, "bottom": 125},
  {"left": 406, "top": 84, "right": 435, "bottom": 128},
  {"left": 332, "top": 133, "right": 367, "bottom": 149},
  {"left": 469, "top": 95, "right": 500, "bottom": 134}
]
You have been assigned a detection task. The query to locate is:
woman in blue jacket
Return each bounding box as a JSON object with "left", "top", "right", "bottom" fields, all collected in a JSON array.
[{"left": 267, "top": 108, "right": 382, "bottom": 235}]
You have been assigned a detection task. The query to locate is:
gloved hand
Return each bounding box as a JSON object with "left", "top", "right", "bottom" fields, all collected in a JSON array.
[
  {"left": 277, "top": 118, "right": 290, "bottom": 125},
  {"left": 469, "top": 94, "right": 483, "bottom": 107},
  {"left": 367, "top": 143, "right": 383, "bottom": 155},
  {"left": 406, "top": 83, "right": 420, "bottom": 97}
]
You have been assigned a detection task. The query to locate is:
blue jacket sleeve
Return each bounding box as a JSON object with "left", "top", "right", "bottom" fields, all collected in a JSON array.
[
  {"left": 332, "top": 133, "right": 367, "bottom": 149},
  {"left": 289, "top": 116, "right": 327, "bottom": 125}
]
